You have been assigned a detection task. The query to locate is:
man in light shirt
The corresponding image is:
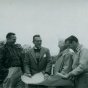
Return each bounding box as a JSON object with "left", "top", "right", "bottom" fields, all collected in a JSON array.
[{"left": 63, "top": 35, "right": 88, "bottom": 88}]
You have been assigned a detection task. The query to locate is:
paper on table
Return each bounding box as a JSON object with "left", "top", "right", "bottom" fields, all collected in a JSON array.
[{"left": 21, "top": 72, "right": 44, "bottom": 84}]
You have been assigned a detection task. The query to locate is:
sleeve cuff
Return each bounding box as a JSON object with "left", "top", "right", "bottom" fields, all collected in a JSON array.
[{"left": 45, "top": 72, "right": 50, "bottom": 75}]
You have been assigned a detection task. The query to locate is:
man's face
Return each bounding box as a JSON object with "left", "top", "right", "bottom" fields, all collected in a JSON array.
[
  {"left": 33, "top": 37, "right": 42, "bottom": 48},
  {"left": 7, "top": 35, "right": 16, "bottom": 45},
  {"left": 65, "top": 41, "right": 75, "bottom": 50},
  {"left": 59, "top": 44, "right": 68, "bottom": 51}
]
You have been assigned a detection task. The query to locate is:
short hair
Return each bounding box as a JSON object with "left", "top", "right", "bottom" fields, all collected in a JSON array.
[
  {"left": 6, "top": 32, "right": 15, "bottom": 39},
  {"left": 65, "top": 35, "right": 78, "bottom": 43},
  {"left": 33, "top": 35, "right": 40, "bottom": 41}
]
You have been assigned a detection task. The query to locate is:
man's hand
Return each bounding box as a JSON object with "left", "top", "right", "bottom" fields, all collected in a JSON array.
[
  {"left": 44, "top": 73, "right": 49, "bottom": 80},
  {"left": 24, "top": 73, "right": 32, "bottom": 78},
  {"left": 62, "top": 74, "right": 70, "bottom": 79},
  {"left": 62, "top": 73, "right": 73, "bottom": 79}
]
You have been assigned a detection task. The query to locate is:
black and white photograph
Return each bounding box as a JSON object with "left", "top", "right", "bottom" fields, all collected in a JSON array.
[{"left": 0, "top": 0, "right": 88, "bottom": 88}]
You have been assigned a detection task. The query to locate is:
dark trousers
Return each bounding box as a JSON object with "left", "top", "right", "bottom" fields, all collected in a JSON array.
[
  {"left": 73, "top": 73, "right": 88, "bottom": 88},
  {"left": 56, "top": 86, "right": 73, "bottom": 88},
  {"left": 28, "top": 84, "right": 48, "bottom": 88},
  {"left": 0, "top": 82, "right": 3, "bottom": 88}
]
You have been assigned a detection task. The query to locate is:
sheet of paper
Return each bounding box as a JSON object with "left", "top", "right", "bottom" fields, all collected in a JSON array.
[
  {"left": 21, "top": 72, "right": 74, "bottom": 87},
  {"left": 21, "top": 72, "right": 44, "bottom": 84}
]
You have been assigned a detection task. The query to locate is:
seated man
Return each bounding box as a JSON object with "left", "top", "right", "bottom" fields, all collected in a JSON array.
[
  {"left": 51, "top": 39, "right": 73, "bottom": 88},
  {"left": 0, "top": 32, "right": 25, "bottom": 88},
  {"left": 23, "top": 35, "right": 52, "bottom": 88}
]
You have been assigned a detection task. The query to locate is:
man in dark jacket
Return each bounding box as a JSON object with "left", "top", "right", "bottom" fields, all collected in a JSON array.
[{"left": 0, "top": 32, "right": 24, "bottom": 88}]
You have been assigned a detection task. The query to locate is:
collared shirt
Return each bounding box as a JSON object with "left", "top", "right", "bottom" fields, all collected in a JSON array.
[
  {"left": 34, "top": 47, "right": 41, "bottom": 65},
  {"left": 34, "top": 46, "right": 41, "bottom": 50},
  {"left": 70, "top": 44, "right": 88, "bottom": 76},
  {"left": 34, "top": 47, "right": 41, "bottom": 52},
  {"left": 75, "top": 44, "right": 83, "bottom": 52}
]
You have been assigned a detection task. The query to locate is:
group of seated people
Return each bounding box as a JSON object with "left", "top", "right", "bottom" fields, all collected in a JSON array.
[{"left": 0, "top": 32, "right": 88, "bottom": 88}]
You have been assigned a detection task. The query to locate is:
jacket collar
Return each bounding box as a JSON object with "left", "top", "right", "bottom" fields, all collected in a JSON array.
[
  {"left": 30, "top": 47, "right": 45, "bottom": 63},
  {"left": 75, "top": 44, "right": 83, "bottom": 53},
  {"left": 57, "top": 48, "right": 70, "bottom": 58},
  {"left": 34, "top": 46, "right": 41, "bottom": 49}
]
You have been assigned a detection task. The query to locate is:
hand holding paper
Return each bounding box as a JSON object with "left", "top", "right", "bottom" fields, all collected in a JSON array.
[
  {"left": 60, "top": 72, "right": 73, "bottom": 79},
  {"left": 24, "top": 73, "right": 32, "bottom": 78},
  {"left": 44, "top": 73, "right": 49, "bottom": 80},
  {"left": 21, "top": 72, "right": 74, "bottom": 87}
]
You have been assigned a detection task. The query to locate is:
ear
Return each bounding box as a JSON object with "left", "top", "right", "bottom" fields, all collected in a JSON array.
[
  {"left": 72, "top": 41, "right": 75, "bottom": 44},
  {"left": 7, "top": 38, "right": 10, "bottom": 41}
]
